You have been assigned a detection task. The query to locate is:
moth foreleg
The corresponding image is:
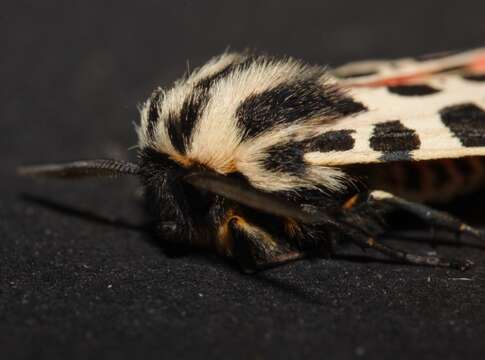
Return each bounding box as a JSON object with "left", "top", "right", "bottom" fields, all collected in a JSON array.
[
  {"left": 367, "top": 190, "right": 485, "bottom": 242},
  {"left": 227, "top": 217, "right": 305, "bottom": 273}
]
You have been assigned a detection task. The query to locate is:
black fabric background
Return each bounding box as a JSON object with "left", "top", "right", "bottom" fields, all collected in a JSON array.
[{"left": 2, "top": 1, "right": 485, "bottom": 359}]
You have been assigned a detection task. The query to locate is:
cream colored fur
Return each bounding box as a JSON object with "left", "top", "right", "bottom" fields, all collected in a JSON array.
[{"left": 138, "top": 52, "right": 351, "bottom": 193}]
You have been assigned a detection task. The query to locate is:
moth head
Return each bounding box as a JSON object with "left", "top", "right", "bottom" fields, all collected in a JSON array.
[
  {"left": 17, "top": 150, "right": 326, "bottom": 247},
  {"left": 18, "top": 51, "right": 352, "bottom": 248}
]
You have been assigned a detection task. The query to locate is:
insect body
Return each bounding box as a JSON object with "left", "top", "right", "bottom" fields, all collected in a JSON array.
[{"left": 19, "top": 49, "right": 485, "bottom": 272}]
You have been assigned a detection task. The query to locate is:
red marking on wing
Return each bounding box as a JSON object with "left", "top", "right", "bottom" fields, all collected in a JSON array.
[
  {"left": 351, "top": 73, "right": 429, "bottom": 87},
  {"left": 343, "top": 51, "right": 485, "bottom": 88},
  {"left": 469, "top": 56, "right": 485, "bottom": 72}
]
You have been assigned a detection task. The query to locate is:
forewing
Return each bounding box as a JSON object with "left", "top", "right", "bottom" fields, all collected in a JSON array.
[
  {"left": 331, "top": 48, "right": 485, "bottom": 86},
  {"left": 306, "top": 49, "right": 485, "bottom": 167}
]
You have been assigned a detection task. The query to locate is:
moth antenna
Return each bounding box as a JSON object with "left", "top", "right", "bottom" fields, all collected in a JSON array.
[
  {"left": 17, "top": 159, "right": 140, "bottom": 179},
  {"left": 183, "top": 171, "right": 338, "bottom": 226}
]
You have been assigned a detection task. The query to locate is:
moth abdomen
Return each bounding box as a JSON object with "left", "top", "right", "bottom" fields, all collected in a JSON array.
[{"left": 349, "top": 157, "right": 485, "bottom": 203}]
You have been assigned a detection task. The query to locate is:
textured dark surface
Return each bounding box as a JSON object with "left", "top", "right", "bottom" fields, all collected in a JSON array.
[{"left": 2, "top": 1, "right": 485, "bottom": 359}]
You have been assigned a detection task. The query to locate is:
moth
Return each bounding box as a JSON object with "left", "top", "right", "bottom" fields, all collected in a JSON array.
[{"left": 18, "top": 49, "right": 485, "bottom": 272}]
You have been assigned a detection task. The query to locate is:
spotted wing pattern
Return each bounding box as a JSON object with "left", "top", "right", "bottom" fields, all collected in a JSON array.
[{"left": 306, "top": 48, "right": 485, "bottom": 167}]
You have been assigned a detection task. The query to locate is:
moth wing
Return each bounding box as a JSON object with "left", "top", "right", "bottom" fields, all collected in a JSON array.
[
  {"left": 306, "top": 50, "right": 485, "bottom": 167},
  {"left": 330, "top": 48, "right": 485, "bottom": 87}
]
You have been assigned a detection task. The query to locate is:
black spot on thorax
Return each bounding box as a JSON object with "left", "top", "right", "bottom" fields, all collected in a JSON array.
[
  {"left": 147, "top": 88, "right": 163, "bottom": 141},
  {"left": 166, "top": 61, "right": 244, "bottom": 154},
  {"left": 236, "top": 80, "right": 366, "bottom": 141},
  {"left": 262, "top": 141, "right": 308, "bottom": 175},
  {"left": 262, "top": 130, "right": 355, "bottom": 175}
]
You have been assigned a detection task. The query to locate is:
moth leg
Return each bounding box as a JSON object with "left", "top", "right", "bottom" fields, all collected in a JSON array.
[
  {"left": 347, "top": 232, "right": 474, "bottom": 271},
  {"left": 339, "top": 193, "right": 475, "bottom": 269},
  {"left": 224, "top": 216, "right": 305, "bottom": 273},
  {"left": 367, "top": 190, "right": 485, "bottom": 242}
]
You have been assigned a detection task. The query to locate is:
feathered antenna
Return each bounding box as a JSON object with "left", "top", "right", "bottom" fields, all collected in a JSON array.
[{"left": 17, "top": 159, "right": 140, "bottom": 179}]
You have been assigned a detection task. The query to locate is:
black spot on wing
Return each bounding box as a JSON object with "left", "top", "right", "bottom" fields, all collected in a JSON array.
[
  {"left": 463, "top": 74, "right": 485, "bottom": 82},
  {"left": 236, "top": 81, "right": 366, "bottom": 140},
  {"left": 387, "top": 84, "right": 441, "bottom": 96},
  {"left": 147, "top": 88, "right": 163, "bottom": 140},
  {"left": 308, "top": 130, "right": 355, "bottom": 152},
  {"left": 370, "top": 120, "right": 421, "bottom": 161},
  {"left": 378, "top": 151, "right": 415, "bottom": 162},
  {"left": 440, "top": 103, "right": 485, "bottom": 147}
]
